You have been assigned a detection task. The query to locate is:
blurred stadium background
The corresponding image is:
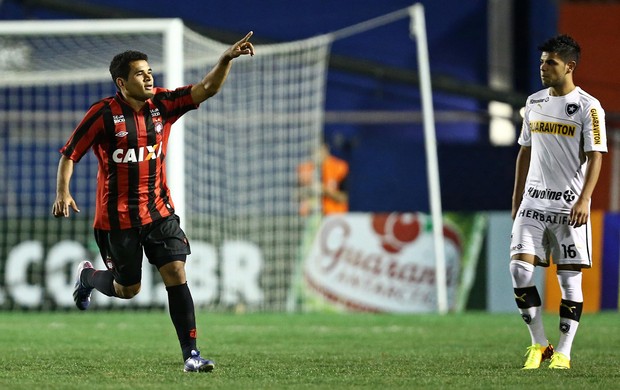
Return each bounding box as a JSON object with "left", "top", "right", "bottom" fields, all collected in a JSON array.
[{"left": 1, "top": 0, "right": 619, "bottom": 313}]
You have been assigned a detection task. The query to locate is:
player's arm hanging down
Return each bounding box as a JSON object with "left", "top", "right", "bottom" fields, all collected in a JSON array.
[
  {"left": 52, "top": 155, "right": 80, "bottom": 218},
  {"left": 570, "top": 150, "right": 603, "bottom": 228},
  {"left": 511, "top": 145, "right": 531, "bottom": 220}
]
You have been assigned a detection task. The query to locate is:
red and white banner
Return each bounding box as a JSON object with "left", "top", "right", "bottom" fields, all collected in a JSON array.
[{"left": 303, "top": 213, "right": 462, "bottom": 313}]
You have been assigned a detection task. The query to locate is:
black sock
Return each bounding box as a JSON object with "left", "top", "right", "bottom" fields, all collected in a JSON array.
[
  {"left": 167, "top": 283, "right": 198, "bottom": 360},
  {"left": 82, "top": 268, "right": 117, "bottom": 297}
]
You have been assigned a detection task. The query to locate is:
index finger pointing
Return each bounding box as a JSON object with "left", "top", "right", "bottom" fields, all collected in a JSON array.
[{"left": 240, "top": 31, "right": 253, "bottom": 43}]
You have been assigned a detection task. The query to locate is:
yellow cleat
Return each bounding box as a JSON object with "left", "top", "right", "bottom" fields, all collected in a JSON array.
[
  {"left": 548, "top": 352, "right": 571, "bottom": 369},
  {"left": 522, "top": 343, "right": 554, "bottom": 369}
]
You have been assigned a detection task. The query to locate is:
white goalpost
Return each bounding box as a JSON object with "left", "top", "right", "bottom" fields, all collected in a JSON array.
[
  {"left": 409, "top": 4, "right": 448, "bottom": 314},
  {"left": 0, "top": 3, "right": 448, "bottom": 313},
  {"left": 326, "top": 4, "right": 447, "bottom": 313}
]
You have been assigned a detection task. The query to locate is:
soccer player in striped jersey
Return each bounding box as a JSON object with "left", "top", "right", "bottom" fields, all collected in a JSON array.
[
  {"left": 510, "top": 34, "right": 607, "bottom": 370},
  {"left": 52, "top": 32, "right": 255, "bottom": 372}
]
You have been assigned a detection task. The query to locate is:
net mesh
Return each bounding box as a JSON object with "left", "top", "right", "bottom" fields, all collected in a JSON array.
[
  {"left": 183, "top": 32, "right": 330, "bottom": 311},
  {"left": 0, "top": 22, "right": 330, "bottom": 311}
]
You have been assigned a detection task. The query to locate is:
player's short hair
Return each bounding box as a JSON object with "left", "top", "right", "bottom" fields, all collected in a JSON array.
[
  {"left": 109, "top": 50, "right": 149, "bottom": 90},
  {"left": 537, "top": 34, "right": 581, "bottom": 66}
]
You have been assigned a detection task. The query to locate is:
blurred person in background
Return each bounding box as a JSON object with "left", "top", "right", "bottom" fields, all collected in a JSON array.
[
  {"left": 510, "top": 34, "right": 607, "bottom": 370},
  {"left": 298, "top": 142, "right": 349, "bottom": 216},
  {"left": 52, "top": 32, "right": 254, "bottom": 373}
]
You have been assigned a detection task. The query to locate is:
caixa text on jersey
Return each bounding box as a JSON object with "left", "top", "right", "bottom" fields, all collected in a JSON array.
[{"left": 112, "top": 142, "right": 163, "bottom": 163}]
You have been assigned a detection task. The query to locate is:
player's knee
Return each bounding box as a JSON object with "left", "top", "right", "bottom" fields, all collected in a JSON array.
[
  {"left": 114, "top": 282, "right": 141, "bottom": 299},
  {"left": 509, "top": 259, "right": 535, "bottom": 288},
  {"left": 557, "top": 269, "right": 583, "bottom": 302},
  {"left": 158, "top": 260, "right": 187, "bottom": 286}
]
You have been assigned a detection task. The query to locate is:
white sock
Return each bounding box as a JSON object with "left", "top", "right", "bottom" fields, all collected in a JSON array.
[
  {"left": 557, "top": 270, "right": 583, "bottom": 301},
  {"left": 509, "top": 259, "right": 535, "bottom": 287},
  {"left": 555, "top": 270, "right": 584, "bottom": 359},
  {"left": 510, "top": 260, "right": 547, "bottom": 346},
  {"left": 521, "top": 305, "right": 548, "bottom": 346},
  {"left": 555, "top": 319, "right": 579, "bottom": 359}
]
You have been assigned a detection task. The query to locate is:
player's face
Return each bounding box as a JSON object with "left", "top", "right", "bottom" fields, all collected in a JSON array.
[
  {"left": 122, "top": 60, "right": 154, "bottom": 101},
  {"left": 539, "top": 52, "right": 570, "bottom": 89}
]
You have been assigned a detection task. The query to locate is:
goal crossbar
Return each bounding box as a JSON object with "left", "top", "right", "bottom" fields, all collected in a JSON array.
[{"left": 0, "top": 18, "right": 183, "bottom": 35}]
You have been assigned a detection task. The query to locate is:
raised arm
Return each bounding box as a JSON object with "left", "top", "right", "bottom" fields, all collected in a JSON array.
[{"left": 191, "top": 31, "right": 255, "bottom": 104}]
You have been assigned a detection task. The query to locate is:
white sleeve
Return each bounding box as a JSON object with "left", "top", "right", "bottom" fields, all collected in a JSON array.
[
  {"left": 518, "top": 103, "right": 531, "bottom": 147},
  {"left": 581, "top": 102, "right": 607, "bottom": 153}
]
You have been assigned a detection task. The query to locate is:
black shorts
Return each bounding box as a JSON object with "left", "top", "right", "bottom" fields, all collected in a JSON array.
[{"left": 94, "top": 214, "right": 191, "bottom": 286}]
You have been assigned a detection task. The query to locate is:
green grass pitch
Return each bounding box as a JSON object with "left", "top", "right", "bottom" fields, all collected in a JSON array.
[{"left": 1, "top": 311, "right": 618, "bottom": 389}]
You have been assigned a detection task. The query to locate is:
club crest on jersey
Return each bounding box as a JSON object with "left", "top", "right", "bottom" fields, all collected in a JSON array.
[
  {"left": 154, "top": 121, "right": 163, "bottom": 134},
  {"left": 563, "top": 190, "right": 576, "bottom": 202},
  {"left": 565, "top": 103, "right": 579, "bottom": 116},
  {"left": 105, "top": 256, "right": 114, "bottom": 270}
]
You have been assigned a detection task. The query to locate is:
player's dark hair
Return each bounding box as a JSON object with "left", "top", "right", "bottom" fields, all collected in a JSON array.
[
  {"left": 538, "top": 34, "right": 581, "bottom": 67},
  {"left": 109, "top": 50, "right": 149, "bottom": 90}
]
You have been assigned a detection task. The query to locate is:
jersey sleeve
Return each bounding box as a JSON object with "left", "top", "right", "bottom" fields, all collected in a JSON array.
[
  {"left": 60, "top": 101, "right": 107, "bottom": 162},
  {"left": 518, "top": 100, "right": 532, "bottom": 147},
  {"left": 152, "top": 85, "right": 199, "bottom": 125},
  {"left": 581, "top": 101, "right": 607, "bottom": 153}
]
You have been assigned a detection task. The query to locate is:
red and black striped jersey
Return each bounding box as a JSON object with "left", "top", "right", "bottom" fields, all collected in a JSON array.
[{"left": 60, "top": 86, "right": 198, "bottom": 230}]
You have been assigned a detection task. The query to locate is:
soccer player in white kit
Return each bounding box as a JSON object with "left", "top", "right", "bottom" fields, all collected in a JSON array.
[{"left": 510, "top": 35, "right": 607, "bottom": 370}]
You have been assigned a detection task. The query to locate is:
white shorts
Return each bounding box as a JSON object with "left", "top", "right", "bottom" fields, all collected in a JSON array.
[{"left": 510, "top": 207, "right": 592, "bottom": 268}]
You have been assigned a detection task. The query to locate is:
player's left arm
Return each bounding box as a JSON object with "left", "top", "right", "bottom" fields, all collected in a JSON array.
[
  {"left": 52, "top": 155, "right": 80, "bottom": 218},
  {"left": 570, "top": 150, "right": 603, "bottom": 227},
  {"left": 191, "top": 31, "right": 255, "bottom": 104}
]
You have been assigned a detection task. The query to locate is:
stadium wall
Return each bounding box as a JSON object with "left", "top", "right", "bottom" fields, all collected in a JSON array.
[{"left": 2, "top": 210, "right": 619, "bottom": 312}]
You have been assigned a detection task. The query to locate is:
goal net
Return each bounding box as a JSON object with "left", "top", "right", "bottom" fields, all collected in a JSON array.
[{"left": 0, "top": 19, "right": 330, "bottom": 311}]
